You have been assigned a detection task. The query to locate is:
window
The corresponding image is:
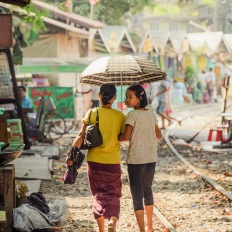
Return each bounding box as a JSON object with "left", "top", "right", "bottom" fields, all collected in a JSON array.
[
  {"left": 151, "top": 22, "right": 159, "bottom": 31},
  {"left": 170, "top": 23, "right": 178, "bottom": 31}
]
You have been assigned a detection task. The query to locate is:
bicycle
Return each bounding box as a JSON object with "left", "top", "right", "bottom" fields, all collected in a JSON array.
[
  {"left": 26, "top": 96, "right": 70, "bottom": 143},
  {"left": 65, "top": 119, "right": 80, "bottom": 133}
]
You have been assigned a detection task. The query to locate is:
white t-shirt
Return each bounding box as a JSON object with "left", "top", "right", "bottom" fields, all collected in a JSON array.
[
  {"left": 125, "top": 109, "right": 158, "bottom": 164},
  {"left": 198, "top": 72, "right": 206, "bottom": 88},
  {"left": 157, "top": 81, "right": 170, "bottom": 103},
  {"left": 205, "top": 71, "right": 215, "bottom": 85}
]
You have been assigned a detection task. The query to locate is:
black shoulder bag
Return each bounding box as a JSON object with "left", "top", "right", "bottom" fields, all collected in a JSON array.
[{"left": 80, "top": 108, "right": 103, "bottom": 149}]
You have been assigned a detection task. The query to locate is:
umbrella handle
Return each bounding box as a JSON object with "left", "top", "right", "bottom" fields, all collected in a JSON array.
[{"left": 121, "top": 73, "right": 123, "bottom": 112}]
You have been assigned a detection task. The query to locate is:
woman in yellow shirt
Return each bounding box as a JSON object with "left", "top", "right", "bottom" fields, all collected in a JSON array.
[{"left": 70, "top": 83, "right": 126, "bottom": 232}]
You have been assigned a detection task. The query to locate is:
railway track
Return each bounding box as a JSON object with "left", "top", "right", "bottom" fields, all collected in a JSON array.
[
  {"left": 42, "top": 102, "right": 232, "bottom": 231},
  {"left": 150, "top": 104, "right": 232, "bottom": 232}
]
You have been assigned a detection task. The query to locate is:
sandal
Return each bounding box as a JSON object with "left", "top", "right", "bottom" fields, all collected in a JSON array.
[
  {"left": 107, "top": 223, "right": 114, "bottom": 232},
  {"left": 108, "top": 216, "right": 117, "bottom": 232}
]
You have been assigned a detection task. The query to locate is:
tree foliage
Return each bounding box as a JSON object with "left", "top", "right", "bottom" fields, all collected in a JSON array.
[
  {"left": 178, "top": 0, "right": 216, "bottom": 7},
  {"left": 184, "top": 66, "right": 196, "bottom": 87},
  {"left": 72, "top": 0, "right": 155, "bottom": 24},
  {"left": 0, "top": 3, "right": 48, "bottom": 64}
]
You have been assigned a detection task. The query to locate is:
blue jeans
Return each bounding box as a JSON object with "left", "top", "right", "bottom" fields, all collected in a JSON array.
[
  {"left": 127, "top": 162, "right": 156, "bottom": 211},
  {"left": 156, "top": 101, "right": 165, "bottom": 114}
]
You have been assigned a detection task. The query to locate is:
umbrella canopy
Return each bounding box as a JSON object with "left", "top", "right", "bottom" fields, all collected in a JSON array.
[{"left": 80, "top": 55, "right": 166, "bottom": 86}]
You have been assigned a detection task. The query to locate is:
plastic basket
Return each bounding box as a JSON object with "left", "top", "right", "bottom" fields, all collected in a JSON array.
[
  {"left": 7, "top": 119, "right": 22, "bottom": 133},
  {"left": 9, "top": 130, "right": 23, "bottom": 141},
  {"left": 0, "top": 84, "right": 14, "bottom": 98},
  {"left": 0, "top": 72, "right": 12, "bottom": 85}
]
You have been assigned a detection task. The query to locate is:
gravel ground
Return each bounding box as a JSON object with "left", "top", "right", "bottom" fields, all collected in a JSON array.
[
  {"left": 40, "top": 142, "right": 232, "bottom": 232},
  {"left": 39, "top": 102, "right": 232, "bottom": 231}
]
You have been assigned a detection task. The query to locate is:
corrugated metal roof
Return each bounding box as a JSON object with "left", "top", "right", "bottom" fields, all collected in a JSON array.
[
  {"left": 223, "top": 34, "right": 232, "bottom": 53},
  {"left": 0, "top": 2, "right": 89, "bottom": 38},
  {"left": 32, "top": 0, "right": 105, "bottom": 29},
  {"left": 100, "top": 26, "right": 137, "bottom": 53},
  {"left": 187, "top": 32, "right": 223, "bottom": 54}
]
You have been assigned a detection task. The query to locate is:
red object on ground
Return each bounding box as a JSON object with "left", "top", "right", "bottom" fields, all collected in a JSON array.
[{"left": 208, "top": 129, "right": 222, "bottom": 141}]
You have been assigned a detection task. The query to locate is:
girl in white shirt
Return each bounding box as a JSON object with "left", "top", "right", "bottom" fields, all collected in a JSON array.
[{"left": 119, "top": 85, "right": 162, "bottom": 232}]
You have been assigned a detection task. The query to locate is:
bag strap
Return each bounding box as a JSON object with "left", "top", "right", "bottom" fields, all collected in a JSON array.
[
  {"left": 96, "top": 108, "right": 99, "bottom": 125},
  {"left": 87, "top": 108, "right": 92, "bottom": 124},
  {"left": 87, "top": 108, "right": 99, "bottom": 125}
]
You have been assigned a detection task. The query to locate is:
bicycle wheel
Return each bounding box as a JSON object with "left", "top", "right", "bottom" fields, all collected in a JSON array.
[
  {"left": 66, "top": 120, "right": 80, "bottom": 133},
  {"left": 43, "top": 113, "right": 65, "bottom": 140},
  {"left": 49, "top": 112, "right": 67, "bottom": 135}
]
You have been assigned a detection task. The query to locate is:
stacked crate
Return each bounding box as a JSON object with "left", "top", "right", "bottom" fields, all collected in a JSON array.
[
  {"left": 0, "top": 71, "right": 14, "bottom": 99},
  {"left": 6, "top": 119, "right": 23, "bottom": 145}
]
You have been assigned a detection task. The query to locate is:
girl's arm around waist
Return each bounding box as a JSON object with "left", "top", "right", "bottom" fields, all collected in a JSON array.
[
  {"left": 119, "top": 124, "right": 162, "bottom": 141},
  {"left": 155, "top": 124, "right": 162, "bottom": 140},
  {"left": 118, "top": 124, "right": 133, "bottom": 141}
]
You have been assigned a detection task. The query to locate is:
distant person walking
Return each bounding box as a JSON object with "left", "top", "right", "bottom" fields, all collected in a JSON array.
[
  {"left": 205, "top": 67, "right": 216, "bottom": 103},
  {"left": 156, "top": 80, "right": 181, "bottom": 129},
  {"left": 119, "top": 85, "right": 162, "bottom": 232},
  {"left": 76, "top": 84, "right": 100, "bottom": 108},
  {"left": 90, "top": 85, "right": 100, "bottom": 107},
  {"left": 197, "top": 70, "right": 206, "bottom": 91},
  {"left": 68, "top": 84, "right": 126, "bottom": 232}
]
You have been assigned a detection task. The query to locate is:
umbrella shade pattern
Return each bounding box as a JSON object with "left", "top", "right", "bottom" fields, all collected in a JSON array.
[{"left": 80, "top": 55, "right": 166, "bottom": 86}]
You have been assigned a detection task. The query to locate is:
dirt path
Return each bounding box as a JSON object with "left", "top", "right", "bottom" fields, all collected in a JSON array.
[{"left": 40, "top": 102, "right": 232, "bottom": 231}]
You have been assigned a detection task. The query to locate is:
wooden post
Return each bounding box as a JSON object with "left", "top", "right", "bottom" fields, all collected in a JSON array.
[
  {"left": 0, "top": 164, "right": 15, "bottom": 232},
  {"left": 222, "top": 75, "right": 230, "bottom": 124}
]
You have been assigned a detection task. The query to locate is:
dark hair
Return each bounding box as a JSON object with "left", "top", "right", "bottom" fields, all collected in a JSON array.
[
  {"left": 127, "top": 85, "right": 148, "bottom": 108},
  {"left": 18, "top": 86, "right": 26, "bottom": 92},
  {"left": 100, "top": 83, "right": 116, "bottom": 105}
]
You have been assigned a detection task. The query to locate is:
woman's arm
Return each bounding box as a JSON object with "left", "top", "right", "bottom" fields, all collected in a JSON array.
[
  {"left": 118, "top": 124, "right": 134, "bottom": 141},
  {"left": 72, "top": 123, "right": 86, "bottom": 147},
  {"left": 66, "top": 123, "right": 86, "bottom": 166},
  {"left": 155, "top": 124, "right": 162, "bottom": 140}
]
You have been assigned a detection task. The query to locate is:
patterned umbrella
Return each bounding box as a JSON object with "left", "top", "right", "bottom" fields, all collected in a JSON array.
[{"left": 80, "top": 55, "right": 166, "bottom": 86}]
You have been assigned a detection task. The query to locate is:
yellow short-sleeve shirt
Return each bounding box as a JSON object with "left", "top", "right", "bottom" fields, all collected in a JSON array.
[{"left": 82, "top": 107, "right": 126, "bottom": 164}]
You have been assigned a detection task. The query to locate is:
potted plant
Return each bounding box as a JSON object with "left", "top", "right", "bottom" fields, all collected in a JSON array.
[
  {"left": 15, "top": 181, "right": 28, "bottom": 207},
  {"left": 184, "top": 66, "right": 196, "bottom": 93}
]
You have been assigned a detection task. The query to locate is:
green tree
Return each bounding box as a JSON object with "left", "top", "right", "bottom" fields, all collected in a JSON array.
[
  {"left": 178, "top": 0, "right": 215, "bottom": 7},
  {"left": 72, "top": 0, "right": 155, "bottom": 25},
  {"left": 184, "top": 66, "right": 196, "bottom": 87},
  {"left": 0, "top": 4, "right": 48, "bottom": 64}
]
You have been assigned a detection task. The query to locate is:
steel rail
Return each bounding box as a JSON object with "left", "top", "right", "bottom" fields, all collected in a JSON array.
[
  {"left": 152, "top": 106, "right": 232, "bottom": 231},
  {"left": 119, "top": 103, "right": 232, "bottom": 231},
  {"left": 164, "top": 122, "right": 232, "bottom": 201}
]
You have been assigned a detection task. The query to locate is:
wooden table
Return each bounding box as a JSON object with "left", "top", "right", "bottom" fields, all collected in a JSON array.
[{"left": 0, "top": 164, "right": 15, "bottom": 232}]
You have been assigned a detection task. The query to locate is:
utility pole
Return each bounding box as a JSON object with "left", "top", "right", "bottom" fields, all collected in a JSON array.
[
  {"left": 90, "top": 3, "right": 94, "bottom": 19},
  {"left": 213, "top": 0, "right": 219, "bottom": 31},
  {"left": 65, "top": 0, "right": 72, "bottom": 41}
]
